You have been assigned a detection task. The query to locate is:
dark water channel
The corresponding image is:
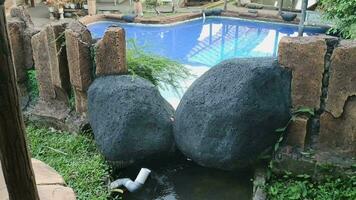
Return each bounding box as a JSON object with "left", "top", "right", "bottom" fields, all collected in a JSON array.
[{"left": 114, "top": 158, "right": 253, "bottom": 200}]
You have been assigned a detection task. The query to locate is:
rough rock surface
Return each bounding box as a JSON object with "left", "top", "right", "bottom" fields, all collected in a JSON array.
[
  {"left": 7, "top": 17, "right": 28, "bottom": 108},
  {"left": 65, "top": 21, "right": 93, "bottom": 114},
  {"left": 319, "top": 97, "right": 356, "bottom": 155},
  {"left": 8, "top": 18, "right": 26, "bottom": 83},
  {"left": 46, "top": 23, "right": 71, "bottom": 97},
  {"left": 174, "top": 58, "right": 291, "bottom": 170},
  {"left": 23, "top": 27, "right": 40, "bottom": 69},
  {"left": 325, "top": 40, "right": 356, "bottom": 118},
  {"left": 285, "top": 117, "right": 308, "bottom": 149},
  {"left": 88, "top": 75, "right": 175, "bottom": 166},
  {"left": 278, "top": 36, "right": 327, "bottom": 110},
  {"left": 10, "top": 6, "right": 34, "bottom": 27},
  {"left": 31, "top": 30, "right": 56, "bottom": 101},
  {"left": 95, "top": 27, "right": 127, "bottom": 76}
]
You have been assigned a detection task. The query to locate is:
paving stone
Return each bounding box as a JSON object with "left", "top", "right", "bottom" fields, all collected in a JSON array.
[
  {"left": 37, "top": 185, "right": 76, "bottom": 200},
  {"left": 31, "top": 158, "right": 65, "bottom": 186},
  {"left": 0, "top": 159, "right": 76, "bottom": 200}
]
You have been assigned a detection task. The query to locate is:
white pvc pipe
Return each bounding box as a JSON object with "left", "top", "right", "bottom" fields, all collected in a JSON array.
[{"left": 110, "top": 168, "right": 151, "bottom": 192}]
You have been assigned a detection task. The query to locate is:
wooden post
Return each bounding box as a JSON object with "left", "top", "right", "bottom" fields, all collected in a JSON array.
[
  {"left": 298, "top": 0, "right": 308, "bottom": 36},
  {"left": 0, "top": 1, "right": 40, "bottom": 200},
  {"left": 278, "top": 0, "right": 283, "bottom": 14}
]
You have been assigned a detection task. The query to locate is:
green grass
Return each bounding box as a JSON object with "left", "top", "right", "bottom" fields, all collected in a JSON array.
[
  {"left": 266, "top": 173, "right": 356, "bottom": 200},
  {"left": 27, "top": 125, "right": 111, "bottom": 200},
  {"left": 26, "top": 69, "right": 39, "bottom": 100}
]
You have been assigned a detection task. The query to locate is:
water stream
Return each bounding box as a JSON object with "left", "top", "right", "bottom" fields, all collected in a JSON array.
[{"left": 115, "top": 158, "right": 253, "bottom": 200}]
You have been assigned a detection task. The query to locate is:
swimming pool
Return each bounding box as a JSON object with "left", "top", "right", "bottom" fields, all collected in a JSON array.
[{"left": 87, "top": 17, "right": 324, "bottom": 107}]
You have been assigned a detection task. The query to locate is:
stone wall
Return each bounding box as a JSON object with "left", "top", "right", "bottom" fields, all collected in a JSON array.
[
  {"left": 276, "top": 36, "right": 355, "bottom": 177},
  {"left": 7, "top": 7, "right": 39, "bottom": 108},
  {"left": 24, "top": 18, "right": 127, "bottom": 132}
]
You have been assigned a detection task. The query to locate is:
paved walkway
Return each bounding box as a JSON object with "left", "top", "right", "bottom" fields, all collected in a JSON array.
[{"left": 0, "top": 158, "right": 76, "bottom": 200}]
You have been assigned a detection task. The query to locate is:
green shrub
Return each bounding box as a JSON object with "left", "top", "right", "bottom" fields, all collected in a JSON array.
[
  {"left": 26, "top": 69, "right": 39, "bottom": 100},
  {"left": 320, "top": 0, "right": 356, "bottom": 39},
  {"left": 27, "top": 125, "right": 111, "bottom": 200},
  {"left": 126, "top": 39, "right": 192, "bottom": 94}
]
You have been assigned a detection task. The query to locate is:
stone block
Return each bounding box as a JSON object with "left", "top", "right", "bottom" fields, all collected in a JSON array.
[
  {"left": 31, "top": 158, "right": 65, "bottom": 186},
  {"left": 65, "top": 29, "right": 93, "bottom": 92},
  {"left": 319, "top": 97, "right": 356, "bottom": 155},
  {"left": 325, "top": 40, "right": 356, "bottom": 118},
  {"left": 24, "top": 27, "right": 40, "bottom": 69},
  {"left": 95, "top": 27, "right": 127, "bottom": 76},
  {"left": 8, "top": 18, "right": 26, "bottom": 83},
  {"left": 74, "top": 90, "right": 88, "bottom": 114},
  {"left": 37, "top": 185, "right": 76, "bottom": 200},
  {"left": 278, "top": 36, "right": 327, "bottom": 110},
  {"left": 10, "top": 6, "right": 34, "bottom": 28},
  {"left": 46, "top": 23, "right": 71, "bottom": 100},
  {"left": 31, "top": 30, "right": 55, "bottom": 101},
  {"left": 286, "top": 116, "right": 308, "bottom": 149}
]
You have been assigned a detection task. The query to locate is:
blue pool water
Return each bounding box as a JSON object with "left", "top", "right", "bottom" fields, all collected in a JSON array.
[{"left": 88, "top": 17, "right": 324, "bottom": 107}]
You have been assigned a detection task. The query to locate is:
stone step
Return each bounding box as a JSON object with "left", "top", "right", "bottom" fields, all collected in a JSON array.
[{"left": 0, "top": 158, "right": 76, "bottom": 200}]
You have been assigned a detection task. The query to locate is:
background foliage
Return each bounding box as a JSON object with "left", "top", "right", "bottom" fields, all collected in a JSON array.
[{"left": 320, "top": 0, "right": 356, "bottom": 39}]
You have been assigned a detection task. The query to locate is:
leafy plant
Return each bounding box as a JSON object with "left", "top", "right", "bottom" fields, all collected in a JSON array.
[
  {"left": 26, "top": 69, "right": 39, "bottom": 101},
  {"left": 267, "top": 173, "right": 356, "bottom": 200},
  {"left": 266, "top": 107, "right": 315, "bottom": 178},
  {"left": 320, "top": 0, "right": 356, "bottom": 39},
  {"left": 126, "top": 39, "right": 193, "bottom": 94}
]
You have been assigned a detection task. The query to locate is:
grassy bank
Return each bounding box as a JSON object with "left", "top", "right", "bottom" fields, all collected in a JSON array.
[
  {"left": 266, "top": 173, "right": 356, "bottom": 200},
  {"left": 27, "top": 125, "right": 111, "bottom": 200}
]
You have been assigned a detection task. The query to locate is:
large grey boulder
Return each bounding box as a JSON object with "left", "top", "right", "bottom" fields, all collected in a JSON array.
[
  {"left": 174, "top": 57, "right": 292, "bottom": 170},
  {"left": 88, "top": 75, "right": 175, "bottom": 167}
]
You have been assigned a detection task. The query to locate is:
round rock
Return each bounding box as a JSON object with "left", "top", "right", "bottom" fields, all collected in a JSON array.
[
  {"left": 174, "top": 57, "right": 292, "bottom": 170},
  {"left": 88, "top": 75, "right": 175, "bottom": 167}
]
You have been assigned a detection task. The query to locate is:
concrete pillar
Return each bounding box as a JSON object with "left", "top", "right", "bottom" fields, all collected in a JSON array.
[{"left": 88, "top": 0, "right": 96, "bottom": 15}]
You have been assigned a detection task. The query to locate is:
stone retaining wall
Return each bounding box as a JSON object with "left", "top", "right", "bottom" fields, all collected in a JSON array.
[
  {"left": 276, "top": 36, "right": 355, "bottom": 177},
  {"left": 8, "top": 10, "right": 127, "bottom": 132}
]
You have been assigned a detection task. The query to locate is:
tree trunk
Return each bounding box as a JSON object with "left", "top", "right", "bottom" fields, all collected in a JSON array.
[
  {"left": 223, "top": 0, "right": 227, "bottom": 11},
  {"left": 30, "top": 0, "right": 35, "bottom": 7},
  {"left": 0, "top": 1, "right": 40, "bottom": 200}
]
